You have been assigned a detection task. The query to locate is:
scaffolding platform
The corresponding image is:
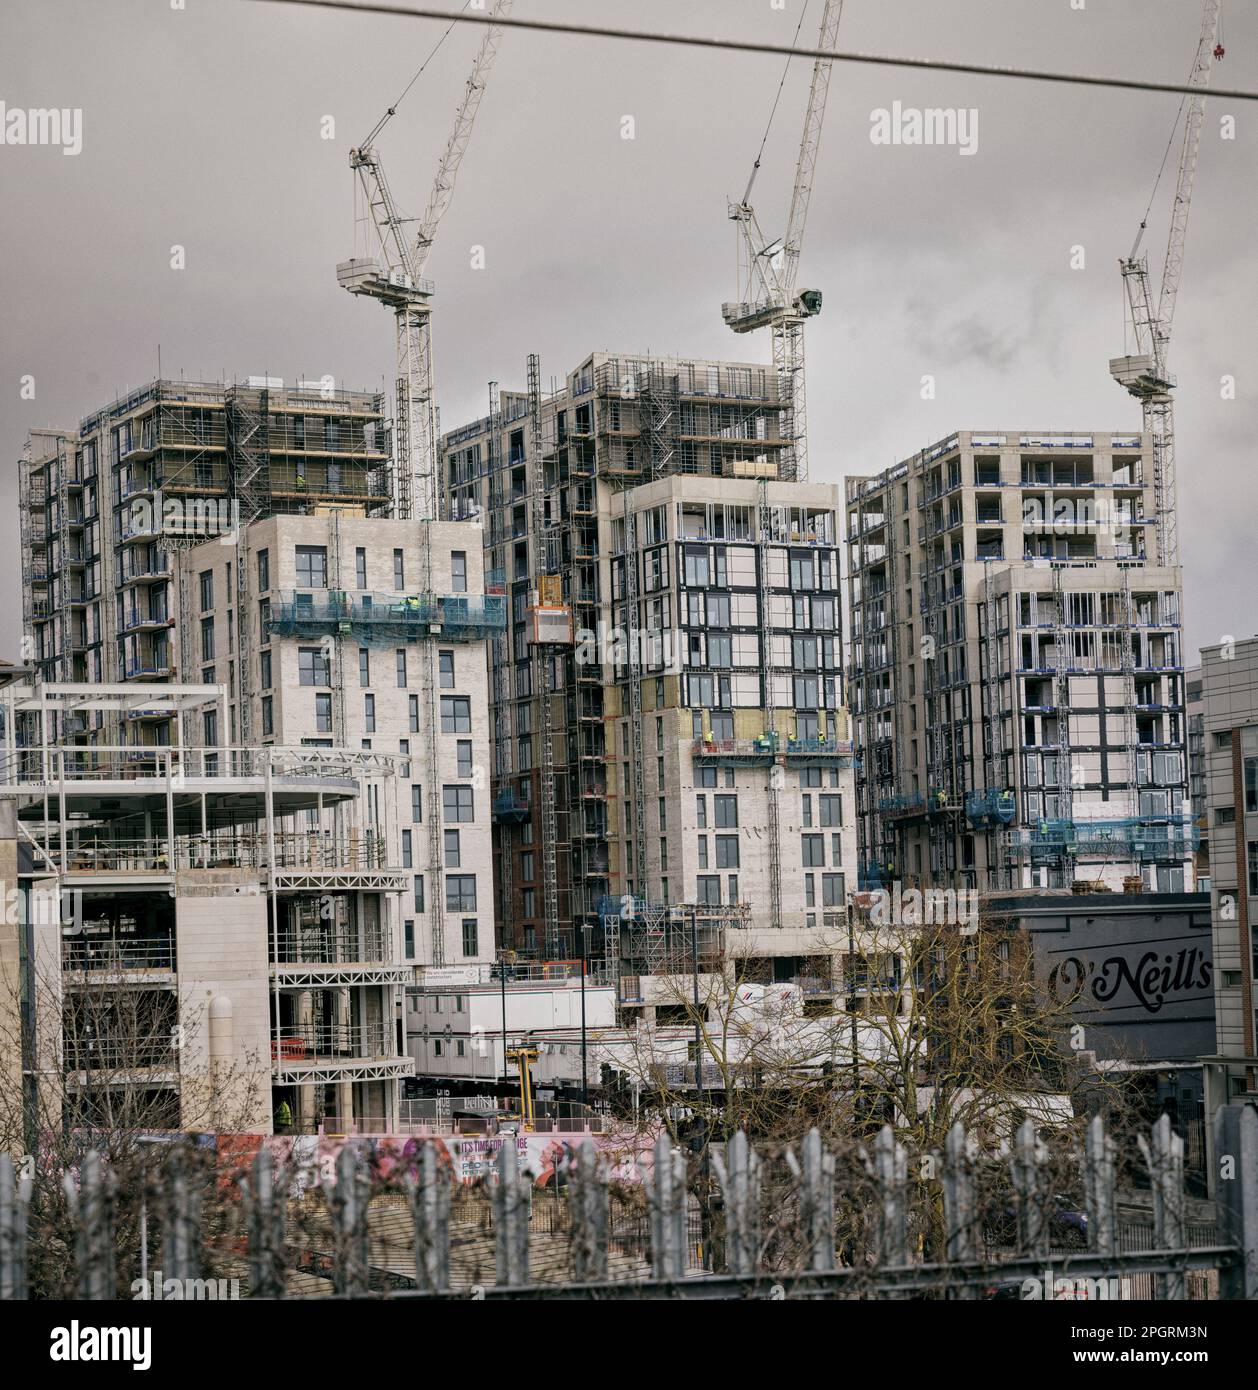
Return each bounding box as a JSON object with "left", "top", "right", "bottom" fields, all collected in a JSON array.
[
  {"left": 965, "top": 789, "right": 1017, "bottom": 827},
  {"left": 268, "top": 590, "right": 506, "bottom": 643},
  {"left": 1005, "top": 816, "right": 1197, "bottom": 859}
]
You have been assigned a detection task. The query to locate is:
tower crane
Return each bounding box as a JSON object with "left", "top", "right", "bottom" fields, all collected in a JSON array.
[
  {"left": 338, "top": 0, "right": 514, "bottom": 521},
  {"left": 721, "top": 2, "right": 841, "bottom": 935},
  {"left": 336, "top": 0, "right": 514, "bottom": 966},
  {"left": 1109, "top": 0, "right": 1222, "bottom": 569},
  {"left": 722, "top": 0, "right": 842, "bottom": 483}
]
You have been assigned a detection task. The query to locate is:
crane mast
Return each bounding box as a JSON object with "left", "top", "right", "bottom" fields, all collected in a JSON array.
[
  {"left": 1109, "top": 0, "right": 1221, "bottom": 569},
  {"left": 336, "top": 1, "right": 513, "bottom": 965}
]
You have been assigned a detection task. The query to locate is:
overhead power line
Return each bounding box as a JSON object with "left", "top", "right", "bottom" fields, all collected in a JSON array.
[{"left": 251, "top": 0, "right": 1258, "bottom": 104}]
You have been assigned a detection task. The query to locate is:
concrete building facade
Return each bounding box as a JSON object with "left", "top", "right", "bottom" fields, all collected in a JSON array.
[
  {"left": 1, "top": 682, "right": 414, "bottom": 1138},
  {"left": 181, "top": 513, "right": 502, "bottom": 976},
  {"left": 1199, "top": 636, "right": 1258, "bottom": 1104},
  {"left": 846, "top": 429, "right": 1192, "bottom": 895}
]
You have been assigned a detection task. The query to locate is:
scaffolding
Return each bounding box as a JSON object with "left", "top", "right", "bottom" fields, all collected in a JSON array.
[
  {"left": 528, "top": 354, "right": 562, "bottom": 958},
  {"left": 640, "top": 365, "right": 680, "bottom": 481},
  {"left": 598, "top": 895, "right": 749, "bottom": 986},
  {"left": 756, "top": 480, "right": 783, "bottom": 930},
  {"left": 486, "top": 381, "right": 515, "bottom": 946},
  {"left": 225, "top": 385, "right": 271, "bottom": 747},
  {"left": 1050, "top": 563, "right": 1076, "bottom": 878},
  {"left": 620, "top": 495, "right": 648, "bottom": 899},
  {"left": 981, "top": 561, "right": 1010, "bottom": 882}
]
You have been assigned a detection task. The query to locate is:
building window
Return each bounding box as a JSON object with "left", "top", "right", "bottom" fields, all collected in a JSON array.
[
  {"left": 260, "top": 650, "right": 272, "bottom": 690},
  {"left": 697, "top": 837, "right": 709, "bottom": 869},
  {"left": 411, "top": 785, "right": 423, "bottom": 822},
  {"left": 822, "top": 873, "right": 845, "bottom": 907},
  {"left": 404, "top": 919, "right": 415, "bottom": 958},
  {"left": 396, "top": 649, "right": 407, "bottom": 687},
  {"left": 199, "top": 570, "right": 214, "bottom": 612},
  {"left": 446, "top": 875, "right": 477, "bottom": 912},
  {"left": 413, "top": 875, "right": 426, "bottom": 912},
  {"left": 451, "top": 551, "right": 467, "bottom": 593},
  {"left": 393, "top": 548, "right": 405, "bottom": 590},
  {"left": 256, "top": 549, "right": 269, "bottom": 593},
  {"left": 299, "top": 647, "right": 330, "bottom": 686},
  {"left": 444, "top": 786, "right": 474, "bottom": 822},
  {"left": 409, "top": 695, "right": 420, "bottom": 732},
  {"left": 457, "top": 740, "right": 473, "bottom": 778},
  {"left": 1246, "top": 757, "right": 1258, "bottom": 814},
  {"left": 696, "top": 875, "right": 720, "bottom": 905},
  {"left": 1249, "top": 842, "right": 1258, "bottom": 897},
  {"left": 355, "top": 647, "right": 369, "bottom": 687},
  {"left": 401, "top": 829, "right": 413, "bottom": 868},
  {"left": 462, "top": 918, "right": 478, "bottom": 957},
  {"left": 355, "top": 547, "right": 367, "bottom": 589},
  {"left": 364, "top": 693, "right": 375, "bottom": 732},
  {"left": 315, "top": 693, "right": 332, "bottom": 732},
  {"left": 439, "top": 650, "right": 455, "bottom": 687},
  {"left": 715, "top": 794, "right": 738, "bottom": 828},
  {"left": 696, "top": 794, "right": 707, "bottom": 828},
  {"left": 200, "top": 617, "right": 215, "bottom": 661},
  {"left": 261, "top": 696, "right": 273, "bottom": 736},
  {"left": 802, "top": 834, "right": 824, "bottom": 867},
  {"left": 295, "top": 545, "right": 328, "bottom": 587},
  {"left": 444, "top": 829, "right": 461, "bottom": 867},
  {"left": 441, "top": 696, "right": 471, "bottom": 732},
  {"left": 715, "top": 835, "right": 739, "bottom": 869}
]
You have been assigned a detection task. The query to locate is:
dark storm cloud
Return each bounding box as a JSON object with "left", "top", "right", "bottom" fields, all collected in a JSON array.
[{"left": 1, "top": 0, "right": 1254, "bottom": 657}]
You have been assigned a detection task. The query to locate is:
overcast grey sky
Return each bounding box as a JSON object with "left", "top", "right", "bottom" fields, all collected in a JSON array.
[{"left": 2, "top": 0, "right": 1254, "bottom": 660}]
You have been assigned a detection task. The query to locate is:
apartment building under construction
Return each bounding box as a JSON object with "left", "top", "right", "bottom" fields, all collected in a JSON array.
[
  {"left": 18, "top": 377, "right": 391, "bottom": 746},
  {"left": 2, "top": 681, "right": 414, "bottom": 1138},
  {"left": 846, "top": 429, "right": 1193, "bottom": 894},
  {"left": 180, "top": 512, "right": 502, "bottom": 975},
  {"left": 441, "top": 351, "right": 857, "bottom": 1002}
]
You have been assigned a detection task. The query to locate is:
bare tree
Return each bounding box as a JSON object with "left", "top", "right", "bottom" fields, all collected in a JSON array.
[{"left": 0, "top": 944, "right": 266, "bottom": 1298}]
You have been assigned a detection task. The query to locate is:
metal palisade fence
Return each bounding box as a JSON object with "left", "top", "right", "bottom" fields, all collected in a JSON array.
[{"left": 1, "top": 1107, "right": 1255, "bottom": 1300}]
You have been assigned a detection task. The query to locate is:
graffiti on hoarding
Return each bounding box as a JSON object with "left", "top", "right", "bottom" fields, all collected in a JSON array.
[{"left": 212, "top": 1125, "right": 658, "bottom": 1190}]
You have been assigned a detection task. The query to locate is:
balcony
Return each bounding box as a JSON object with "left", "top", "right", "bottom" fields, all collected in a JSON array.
[
  {"left": 63, "top": 1037, "right": 179, "bottom": 1074},
  {"left": 119, "top": 609, "right": 173, "bottom": 634},
  {"left": 122, "top": 659, "right": 173, "bottom": 680},
  {"left": 271, "top": 1022, "right": 413, "bottom": 1084},
  {"left": 62, "top": 938, "right": 175, "bottom": 976}
]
